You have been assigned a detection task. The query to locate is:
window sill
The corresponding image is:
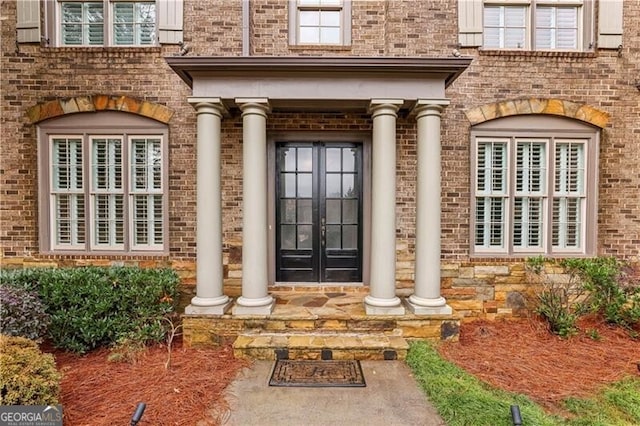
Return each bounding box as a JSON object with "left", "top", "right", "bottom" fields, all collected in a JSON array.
[
  {"left": 470, "top": 253, "right": 592, "bottom": 260},
  {"left": 39, "top": 250, "right": 170, "bottom": 258},
  {"left": 478, "top": 49, "right": 597, "bottom": 59},
  {"left": 41, "top": 46, "right": 163, "bottom": 54},
  {"left": 288, "top": 44, "right": 352, "bottom": 52}
]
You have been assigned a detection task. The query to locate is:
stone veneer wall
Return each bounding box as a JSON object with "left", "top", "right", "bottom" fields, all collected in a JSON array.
[{"left": 2, "top": 1, "right": 639, "bottom": 320}]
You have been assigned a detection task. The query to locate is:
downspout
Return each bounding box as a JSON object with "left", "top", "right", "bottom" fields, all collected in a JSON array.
[{"left": 242, "top": 0, "right": 250, "bottom": 56}]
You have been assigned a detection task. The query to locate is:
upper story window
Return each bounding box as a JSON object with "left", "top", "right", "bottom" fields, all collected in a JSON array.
[
  {"left": 38, "top": 112, "right": 168, "bottom": 254},
  {"left": 59, "top": 1, "right": 156, "bottom": 46},
  {"left": 483, "top": 0, "right": 588, "bottom": 50},
  {"left": 16, "top": 0, "right": 182, "bottom": 46},
  {"left": 289, "top": 0, "right": 351, "bottom": 46},
  {"left": 471, "top": 115, "right": 599, "bottom": 257}
]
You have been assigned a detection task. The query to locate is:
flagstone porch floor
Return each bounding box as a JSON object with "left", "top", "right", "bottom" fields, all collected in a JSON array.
[{"left": 183, "top": 290, "right": 461, "bottom": 360}]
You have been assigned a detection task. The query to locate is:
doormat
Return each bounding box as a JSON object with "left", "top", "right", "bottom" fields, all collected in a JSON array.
[{"left": 269, "top": 360, "right": 366, "bottom": 387}]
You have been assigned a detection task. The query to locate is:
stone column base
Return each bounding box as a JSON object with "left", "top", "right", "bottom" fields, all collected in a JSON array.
[
  {"left": 364, "top": 295, "right": 406, "bottom": 315},
  {"left": 232, "top": 300, "right": 275, "bottom": 316},
  {"left": 404, "top": 298, "right": 453, "bottom": 315},
  {"left": 185, "top": 299, "right": 233, "bottom": 315}
]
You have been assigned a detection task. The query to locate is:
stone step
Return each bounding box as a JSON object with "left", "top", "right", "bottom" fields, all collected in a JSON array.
[
  {"left": 184, "top": 314, "right": 461, "bottom": 347},
  {"left": 233, "top": 332, "right": 410, "bottom": 361}
]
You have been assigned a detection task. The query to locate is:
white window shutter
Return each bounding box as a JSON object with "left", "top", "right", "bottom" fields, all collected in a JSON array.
[
  {"left": 158, "top": 0, "right": 183, "bottom": 44},
  {"left": 598, "top": 0, "right": 623, "bottom": 48},
  {"left": 16, "top": 0, "right": 40, "bottom": 43},
  {"left": 458, "top": 0, "right": 483, "bottom": 47}
]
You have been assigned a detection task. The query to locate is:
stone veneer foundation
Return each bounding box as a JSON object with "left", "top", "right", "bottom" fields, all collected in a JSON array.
[{"left": 1, "top": 254, "right": 582, "bottom": 321}]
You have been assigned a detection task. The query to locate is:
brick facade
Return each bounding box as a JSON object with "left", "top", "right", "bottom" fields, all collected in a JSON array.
[{"left": 1, "top": 1, "right": 638, "bottom": 320}]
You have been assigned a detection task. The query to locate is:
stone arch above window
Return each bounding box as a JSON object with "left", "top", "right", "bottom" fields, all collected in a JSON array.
[
  {"left": 464, "top": 99, "right": 610, "bottom": 129},
  {"left": 27, "top": 95, "right": 174, "bottom": 124}
]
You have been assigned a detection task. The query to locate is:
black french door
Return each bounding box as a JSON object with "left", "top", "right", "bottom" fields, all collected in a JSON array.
[{"left": 276, "top": 142, "right": 363, "bottom": 282}]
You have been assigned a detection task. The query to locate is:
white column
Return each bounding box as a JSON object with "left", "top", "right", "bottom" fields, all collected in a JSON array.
[
  {"left": 185, "top": 98, "right": 232, "bottom": 315},
  {"left": 407, "top": 100, "right": 453, "bottom": 315},
  {"left": 364, "top": 100, "right": 405, "bottom": 315},
  {"left": 233, "top": 98, "right": 275, "bottom": 315}
]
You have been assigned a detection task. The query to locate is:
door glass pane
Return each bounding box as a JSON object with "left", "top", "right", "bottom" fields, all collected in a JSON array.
[
  {"left": 326, "top": 148, "right": 341, "bottom": 172},
  {"left": 298, "top": 225, "right": 313, "bottom": 249},
  {"left": 342, "top": 174, "right": 354, "bottom": 197},
  {"left": 282, "top": 174, "right": 296, "bottom": 197},
  {"left": 298, "top": 148, "right": 313, "bottom": 172},
  {"left": 342, "top": 199, "right": 357, "bottom": 223},
  {"left": 326, "top": 199, "right": 341, "bottom": 223},
  {"left": 326, "top": 225, "right": 341, "bottom": 249},
  {"left": 298, "top": 173, "right": 312, "bottom": 197},
  {"left": 326, "top": 174, "right": 341, "bottom": 197},
  {"left": 281, "top": 225, "right": 296, "bottom": 249},
  {"left": 297, "top": 199, "right": 312, "bottom": 223},
  {"left": 282, "top": 148, "right": 296, "bottom": 171},
  {"left": 281, "top": 199, "right": 296, "bottom": 224},
  {"left": 342, "top": 225, "right": 357, "bottom": 249},
  {"left": 343, "top": 149, "right": 355, "bottom": 172}
]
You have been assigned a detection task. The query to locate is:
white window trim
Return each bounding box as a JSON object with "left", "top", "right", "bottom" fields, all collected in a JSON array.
[
  {"left": 470, "top": 121, "right": 598, "bottom": 258},
  {"left": 482, "top": 0, "right": 592, "bottom": 51},
  {"left": 288, "top": 0, "right": 352, "bottom": 46},
  {"left": 53, "top": 0, "right": 158, "bottom": 47},
  {"left": 38, "top": 113, "right": 169, "bottom": 255}
]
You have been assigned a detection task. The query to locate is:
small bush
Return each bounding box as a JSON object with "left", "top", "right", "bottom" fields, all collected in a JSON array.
[
  {"left": 0, "top": 335, "right": 61, "bottom": 405},
  {"left": 561, "top": 257, "right": 640, "bottom": 330},
  {"left": 527, "top": 256, "right": 589, "bottom": 338},
  {"left": 528, "top": 257, "right": 640, "bottom": 337},
  {"left": 0, "top": 286, "right": 50, "bottom": 341},
  {"left": 0, "top": 268, "right": 49, "bottom": 292},
  {"left": 1, "top": 267, "right": 180, "bottom": 353}
]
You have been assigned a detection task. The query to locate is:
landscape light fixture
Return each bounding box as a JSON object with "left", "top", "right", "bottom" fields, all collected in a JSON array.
[
  {"left": 510, "top": 405, "right": 523, "bottom": 426},
  {"left": 131, "top": 402, "right": 146, "bottom": 426}
]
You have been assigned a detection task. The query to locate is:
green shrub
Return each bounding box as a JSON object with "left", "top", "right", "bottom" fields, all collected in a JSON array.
[
  {"left": 527, "top": 256, "right": 589, "bottom": 338},
  {"left": 0, "top": 268, "right": 49, "bottom": 292},
  {"left": 561, "top": 257, "right": 640, "bottom": 330},
  {"left": 0, "top": 286, "right": 50, "bottom": 341},
  {"left": 0, "top": 335, "right": 61, "bottom": 405},
  {"left": 1, "top": 267, "right": 180, "bottom": 353},
  {"left": 528, "top": 257, "right": 640, "bottom": 336}
]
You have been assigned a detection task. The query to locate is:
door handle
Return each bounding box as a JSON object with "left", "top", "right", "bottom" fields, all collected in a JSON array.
[{"left": 321, "top": 217, "right": 326, "bottom": 240}]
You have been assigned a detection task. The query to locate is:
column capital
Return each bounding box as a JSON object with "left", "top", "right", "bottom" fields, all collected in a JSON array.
[
  {"left": 368, "top": 99, "right": 404, "bottom": 116},
  {"left": 187, "top": 97, "right": 228, "bottom": 115},
  {"left": 411, "top": 99, "right": 450, "bottom": 118},
  {"left": 235, "top": 98, "right": 271, "bottom": 116}
]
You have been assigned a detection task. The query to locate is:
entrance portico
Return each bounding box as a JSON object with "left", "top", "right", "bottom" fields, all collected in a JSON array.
[{"left": 167, "top": 56, "right": 471, "bottom": 318}]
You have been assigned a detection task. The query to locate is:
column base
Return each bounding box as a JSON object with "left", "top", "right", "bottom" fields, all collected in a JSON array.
[
  {"left": 232, "top": 296, "right": 275, "bottom": 315},
  {"left": 185, "top": 296, "right": 232, "bottom": 315},
  {"left": 364, "top": 295, "right": 406, "bottom": 315},
  {"left": 404, "top": 296, "right": 453, "bottom": 315}
]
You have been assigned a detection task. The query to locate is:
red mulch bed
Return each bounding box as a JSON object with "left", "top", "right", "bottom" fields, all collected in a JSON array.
[
  {"left": 48, "top": 316, "right": 639, "bottom": 424},
  {"left": 439, "top": 315, "right": 640, "bottom": 413},
  {"left": 51, "top": 341, "right": 248, "bottom": 426}
]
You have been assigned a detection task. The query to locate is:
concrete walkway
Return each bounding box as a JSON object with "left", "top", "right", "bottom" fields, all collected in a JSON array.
[{"left": 212, "top": 361, "right": 446, "bottom": 426}]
